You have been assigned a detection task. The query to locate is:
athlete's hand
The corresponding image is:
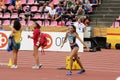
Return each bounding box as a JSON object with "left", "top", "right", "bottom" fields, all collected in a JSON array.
[{"left": 61, "top": 44, "right": 63, "bottom": 48}]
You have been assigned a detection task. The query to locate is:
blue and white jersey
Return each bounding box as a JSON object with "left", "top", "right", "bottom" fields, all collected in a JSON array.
[{"left": 67, "top": 32, "right": 76, "bottom": 44}]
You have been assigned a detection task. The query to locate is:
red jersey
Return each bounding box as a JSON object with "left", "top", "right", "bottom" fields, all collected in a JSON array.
[
  {"left": 32, "top": 28, "right": 40, "bottom": 46},
  {"left": 40, "top": 33, "right": 47, "bottom": 47}
]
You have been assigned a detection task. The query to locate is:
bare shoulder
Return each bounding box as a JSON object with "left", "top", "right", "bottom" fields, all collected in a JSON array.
[
  {"left": 12, "top": 28, "right": 22, "bottom": 33},
  {"left": 12, "top": 28, "right": 16, "bottom": 33},
  {"left": 74, "top": 32, "right": 78, "bottom": 36}
]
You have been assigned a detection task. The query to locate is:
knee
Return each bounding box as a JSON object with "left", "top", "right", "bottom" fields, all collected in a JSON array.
[
  {"left": 33, "top": 53, "right": 39, "bottom": 58},
  {"left": 33, "top": 53, "right": 35, "bottom": 57}
]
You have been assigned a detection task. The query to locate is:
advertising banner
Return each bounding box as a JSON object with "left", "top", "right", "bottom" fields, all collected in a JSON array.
[{"left": 0, "top": 31, "right": 83, "bottom": 52}]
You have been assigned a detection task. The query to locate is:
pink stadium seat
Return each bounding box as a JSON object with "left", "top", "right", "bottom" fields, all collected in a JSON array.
[
  {"left": 50, "top": 21, "right": 57, "bottom": 26},
  {"left": 19, "top": 13, "right": 25, "bottom": 18},
  {"left": 32, "top": 13, "right": 40, "bottom": 19},
  {"left": 53, "top": 0, "right": 59, "bottom": 4},
  {"left": 57, "top": 21, "right": 65, "bottom": 26},
  {"left": 8, "top": 5, "right": 14, "bottom": 10},
  {"left": 49, "top": 0, "right": 59, "bottom": 6},
  {"left": 3, "top": 20, "right": 10, "bottom": 25},
  {"left": 115, "top": 16, "right": 120, "bottom": 27},
  {"left": 44, "top": 20, "right": 49, "bottom": 26},
  {"left": 0, "top": 13, "right": 2, "bottom": 18},
  {"left": 38, "top": 6, "right": 44, "bottom": 13},
  {"left": 111, "top": 22, "right": 115, "bottom": 28},
  {"left": 111, "top": 21, "right": 120, "bottom": 28},
  {"left": 116, "top": 16, "right": 120, "bottom": 20},
  {"left": 23, "top": 6, "right": 27, "bottom": 11},
  {"left": 41, "top": 13, "right": 48, "bottom": 19},
  {"left": 31, "top": 6, "right": 38, "bottom": 12},
  {"left": 10, "top": 20, "right": 14, "bottom": 25},
  {"left": 66, "top": 21, "right": 72, "bottom": 26},
  {"left": 88, "top": 7, "right": 93, "bottom": 13},
  {"left": 28, "top": 20, "right": 33, "bottom": 26},
  {"left": 27, "top": 0, "right": 34, "bottom": 5},
  {"left": 36, "top": 21, "right": 43, "bottom": 26},
  {"left": 5, "top": 0, "right": 10, "bottom": 4},
  {"left": 11, "top": 13, "right": 18, "bottom": 19},
  {"left": 0, "top": 20, "right": 2, "bottom": 25},
  {"left": 3, "top": 12, "right": 11, "bottom": 19},
  {"left": 20, "top": 20, "right": 26, "bottom": 25},
  {"left": 1, "top": 13, "right": 10, "bottom": 25},
  {"left": 21, "top": 0, "right": 26, "bottom": 4}
]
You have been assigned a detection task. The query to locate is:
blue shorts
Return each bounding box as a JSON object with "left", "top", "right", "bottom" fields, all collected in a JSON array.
[
  {"left": 16, "top": 43, "right": 20, "bottom": 50},
  {"left": 12, "top": 43, "right": 20, "bottom": 50},
  {"left": 70, "top": 44, "right": 79, "bottom": 50}
]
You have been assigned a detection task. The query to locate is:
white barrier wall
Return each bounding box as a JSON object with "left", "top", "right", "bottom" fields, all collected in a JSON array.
[{"left": 0, "top": 31, "right": 83, "bottom": 52}]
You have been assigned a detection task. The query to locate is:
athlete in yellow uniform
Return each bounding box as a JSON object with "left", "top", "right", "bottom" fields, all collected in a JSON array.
[{"left": 10, "top": 20, "right": 22, "bottom": 69}]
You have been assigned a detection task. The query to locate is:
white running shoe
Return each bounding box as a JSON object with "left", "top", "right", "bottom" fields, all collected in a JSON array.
[
  {"left": 32, "top": 64, "right": 42, "bottom": 69},
  {"left": 10, "top": 65, "right": 18, "bottom": 69}
]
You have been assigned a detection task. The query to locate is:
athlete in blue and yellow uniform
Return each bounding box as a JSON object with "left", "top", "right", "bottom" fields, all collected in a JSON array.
[
  {"left": 61, "top": 25, "right": 89, "bottom": 75},
  {"left": 10, "top": 20, "right": 22, "bottom": 69}
]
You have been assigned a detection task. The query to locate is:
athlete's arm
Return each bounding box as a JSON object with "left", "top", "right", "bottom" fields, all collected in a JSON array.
[
  {"left": 61, "top": 32, "right": 68, "bottom": 48},
  {"left": 75, "top": 32, "right": 89, "bottom": 50}
]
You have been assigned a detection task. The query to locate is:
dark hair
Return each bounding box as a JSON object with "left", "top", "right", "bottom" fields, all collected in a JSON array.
[
  {"left": 71, "top": 25, "right": 76, "bottom": 32},
  {"left": 13, "top": 20, "right": 21, "bottom": 31},
  {"left": 34, "top": 21, "right": 41, "bottom": 29}
]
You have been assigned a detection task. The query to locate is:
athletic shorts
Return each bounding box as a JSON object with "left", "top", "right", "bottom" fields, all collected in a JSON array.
[
  {"left": 13, "top": 43, "right": 20, "bottom": 50},
  {"left": 70, "top": 44, "right": 79, "bottom": 50}
]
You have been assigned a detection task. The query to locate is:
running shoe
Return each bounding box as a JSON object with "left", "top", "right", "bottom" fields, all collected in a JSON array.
[
  {"left": 66, "top": 71, "right": 72, "bottom": 75},
  {"left": 10, "top": 65, "right": 18, "bottom": 69},
  {"left": 77, "top": 69, "right": 85, "bottom": 74},
  {"left": 32, "top": 64, "right": 42, "bottom": 69}
]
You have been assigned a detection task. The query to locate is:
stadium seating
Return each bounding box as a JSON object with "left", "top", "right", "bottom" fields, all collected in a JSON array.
[
  {"left": 27, "top": 20, "right": 33, "bottom": 26},
  {"left": 21, "top": 0, "right": 26, "bottom": 5},
  {"left": 36, "top": 20, "right": 43, "bottom": 26},
  {"left": 2, "top": 12, "right": 11, "bottom": 20},
  {"left": 116, "top": 16, "right": 120, "bottom": 26},
  {"left": 111, "top": 16, "right": 120, "bottom": 28},
  {"left": 0, "top": 0, "right": 100, "bottom": 28},
  {"left": 27, "top": 0, "right": 34, "bottom": 5},
  {"left": 11, "top": 13, "right": 18, "bottom": 20},
  {"left": 20, "top": 20, "right": 26, "bottom": 25},
  {"left": 19, "top": 13, "right": 25, "bottom": 18},
  {"left": 2, "top": 20, "right": 10, "bottom": 26},
  {"left": 31, "top": 13, "right": 41, "bottom": 21},
  {"left": 31, "top": 6, "right": 38, "bottom": 13},
  {"left": 0, "top": 13, "right": 2, "bottom": 17},
  {"left": 50, "top": 20, "right": 57, "bottom": 26},
  {"left": 111, "top": 22, "right": 119, "bottom": 28}
]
